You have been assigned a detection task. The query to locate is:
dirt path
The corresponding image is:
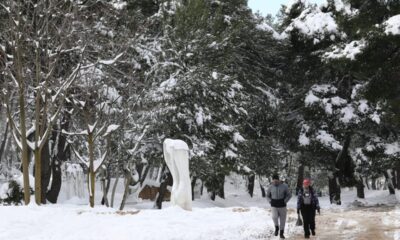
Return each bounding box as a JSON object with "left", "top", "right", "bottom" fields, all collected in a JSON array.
[{"left": 290, "top": 206, "right": 400, "bottom": 240}]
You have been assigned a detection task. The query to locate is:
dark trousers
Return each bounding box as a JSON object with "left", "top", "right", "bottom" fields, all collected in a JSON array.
[{"left": 301, "top": 205, "right": 316, "bottom": 236}]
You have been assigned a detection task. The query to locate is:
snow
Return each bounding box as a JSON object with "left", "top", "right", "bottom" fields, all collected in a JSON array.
[
  {"left": 304, "top": 91, "right": 320, "bottom": 106},
  {"left": 312, "top": 84, "right": 337, "bottom": 94},
  {"left": 211, "top": 71, "right": 218, "bottom": 80},
  {"left": 0, "top": 204, "right": 271, "bottom": 240},
  {"left": 323, "top": 40, "right": 366, "bottom": 60},
  {"left": 256, "top": 22, "right": 285, "bottom": 40},
  {"left": 195, "top": 106, "right": 211, "bottom": 127},
  {"left": 217, "top": 123, "right": 234, "bottom": 132},
  {"left": 384, "top": 14, "right": 400, "bottom": 35},
  {"left": 316, "top": 130, "right": 342, "bottom": 150},
  {"left": 340, "top": 105, "right": 358, "bottom": 123},
  {"left": 99, "top": 53, "right": 124, "bottom": 65},
  {"left": 285, "top": 0, "right": 308, "bottom": 14},
  {"left": 105, "top": 124, "right": 120, "bottom": 135},
  {"left": 111, "top": 0, "right": 127, "bottom": 10},
  {"left": 299, "top": 133, "right": 310, "bottom": 146},
  {"left": 233, "top": 132, "right": 245, "bottom": 143},
  {"left": 357, "top": 100, "right": 369, "bottom": 113},
  {"left": 1, "top": 174, "right": 400, "bottom": 240},
  {"left": 225, "top": 149, "right": 238, "bottom": 158},
  {"left": 299, "top": 124, "right": 311, "bottom": 146},
  {"left": 384, "top": 142, "right": 400, "bottom": 156},
  {"left": 285, "top": 6, "right": 338, "bottom": 40},
  {"left": 254, "top": 86, "right": 280, "bottom": 108},
  {"left": 330, "top": 0, "right": 358, "bottom": 16},
  {"left": 163, "top": 139, "right": 192, "bottom": 211},
  {"left": 159, "top": 77, "right": 177, "bottom": 91},
  {"left": 369, "top": 111, "right": 381, "bottom": 124},
  {"left": 330, "top": 96, "right": 347, "bottom": 106}
]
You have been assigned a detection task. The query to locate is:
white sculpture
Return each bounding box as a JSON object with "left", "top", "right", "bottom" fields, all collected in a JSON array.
[{"left": 163, "top": 138, "right": 192, "bottom": 211}]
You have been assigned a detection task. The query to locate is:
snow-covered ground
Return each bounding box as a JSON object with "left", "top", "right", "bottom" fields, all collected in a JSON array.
[{"left": 0, "top": 176, "right": 399, "bottom": 240}]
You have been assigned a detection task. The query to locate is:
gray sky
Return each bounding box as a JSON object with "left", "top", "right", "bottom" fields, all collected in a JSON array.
[{"left": 248, "top": 0, "right": 325, "bottom": 16}]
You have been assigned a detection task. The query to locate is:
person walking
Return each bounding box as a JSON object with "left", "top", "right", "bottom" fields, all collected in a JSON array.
[
  {"left": 267, "top": 174, "right": 292, "bottom": 239},
  {"left": 297, "top": 178, "right": 320, "bottom": 239}
]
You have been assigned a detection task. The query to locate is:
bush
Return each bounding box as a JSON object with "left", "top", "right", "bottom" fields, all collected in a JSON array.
[{"left": 0, "top": 180, "right": 33, "bottom": 205}]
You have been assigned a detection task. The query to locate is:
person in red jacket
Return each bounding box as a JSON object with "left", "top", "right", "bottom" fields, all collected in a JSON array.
[{"left": 297, "top": 178, "right": 320, "bottom": 239}]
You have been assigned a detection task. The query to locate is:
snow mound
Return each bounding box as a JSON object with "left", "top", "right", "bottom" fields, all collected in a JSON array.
[{"left": 384, "top": 14, "right": 400, "bottom": 35}]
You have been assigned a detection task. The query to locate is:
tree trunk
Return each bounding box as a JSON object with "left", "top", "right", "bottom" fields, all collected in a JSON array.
[
  {"left": 260, "top": 183, "right": 266, "bottom": 198},
  {"left": 210, "top": 191, "right": 216, "bottom": 201},
  {"left": 119, "top": 169, "right": 133, "bottom": 211},
  {"left": 155, "top": 171, "right": 172, "bottom": 209},
  {"left": 34, "top": 149, "right": 42, "bottom": 204},
  {"left": 356, "top": 177, "right": 365, "bottom": 199},
  {"left": 247, "top": 175, "right": 255, "bottom": 198},
  {"left": 396, "top": 165, "right": 400, "bottom": 190},
  {"left": 40, "top": 141, "right": 51, "bottom": 204},
  {"left": 110, "top": 174, "right": 120, "bottom": 208},
  {"left": 19, "top": 89, "right": 31, "bottom": 205},
  {"left": 364, "top": 177, "right": 370, "bottom": 190},
  {"left": 88, "top": 133, "right": 95, "bottom": 207},
  {"left": 101, "top": 167, "right": 111, "bottom": 207},
  {"left": 46, "top": 156, "right": 62, "bottom": 203},
  {"left": 46, "top": 128, "right": 68, "bottom": 203},
  {"left": 383, "top": 170, "right": 395, "bottom": 195},
  {"left": 0, "top": 122, "right": 9, "bottom": 162},
  {"left": 217, "top": 175, "right": 225, "bottom": 199},
  {"left": 191, "top": 176, "right": 197, "bottom": 201},
  {"left": 328, "top": 174, "right": 341, "bottom": 205},
  {"left": 371, "top": 177, "right": 377, "bottom": 190},
  {"left": 296, "top": 164, "right": 304, "bottom": 195}
]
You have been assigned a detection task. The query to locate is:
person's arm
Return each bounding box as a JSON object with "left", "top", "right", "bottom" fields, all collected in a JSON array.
[
  {"left": 297, "top": 191, "right": 302, "bottom": 213},
  {"left": 284, "top": 185, "right": 292, "bottom": 203},
  {"left": 315, "top": 193, "right": 321, "bottom": 213},
  {"left": 266, "top": 186, "right": 272, "bottom": 203}
]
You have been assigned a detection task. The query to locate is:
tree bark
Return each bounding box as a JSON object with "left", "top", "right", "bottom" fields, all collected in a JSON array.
[
  {"left": 119, "top": 170, "right": 133, "bottom": 211},
  {"left": 247, "top": 174, "right": 255, "bottom": 198},
  {"left": 364, "top": 177, "right": 370, "bottom": 190},
  {"left": 371, "top": 177, "right": 377, "bottom": 190},
  {"left": 217, "top": 175, "right": 225, "bottom": 199},
  {"left": 47, "top": 121, "right": 69, "bottom": 203},
  {"left": 155, "top": 171, "right": 172, "bottom": 209},
  {"left": 328, "top": 174, "right": 341, "bottom": 205},
  {"left": 191, "top": 176, "right": 197, "bottom": 200},
  {"left": 296, "top": 164, "right": 305, "bottom": 195},
  {"left": 0, "top": 122, "right": 9, "bottom": 163},
  {"left": 110, "top": 174, "right": 120, "bottom": 208},
  {"left": 356, "top": 177, "right": 365, "bottom": 199},
  {"left": 383, "top": 170, "right": 396, "bottom": 195},
  {"left": 101, "top": 167, "right": 111, "bottom": 207},
  {"left": 396, "top": 165, "right": 400, "bottom": 190},
  {"left": 260, "top": 183, "right": 266, "bottom": 198},
  {"left": 87, "top": 132, "right": 96, "bottom": 207},
  {"left": 40, "top": 141, "right": 51, "bottom": 204}
]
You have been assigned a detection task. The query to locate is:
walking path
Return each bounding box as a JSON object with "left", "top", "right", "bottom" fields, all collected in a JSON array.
[{"left": 290, "top": 206, "right": 400, "bottom": 240}]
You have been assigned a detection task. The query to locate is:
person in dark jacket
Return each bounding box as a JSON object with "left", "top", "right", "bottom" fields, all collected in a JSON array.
[
  {"left": 297, "top": 178, "right": 320, "bottom": 239},
  {"left": 267, "top": 174, "right": 291, "bottom": 239}
]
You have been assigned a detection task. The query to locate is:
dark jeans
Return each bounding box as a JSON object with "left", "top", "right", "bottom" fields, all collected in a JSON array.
[{"left": 301, "top": 205, "right": 316, "bottom": 236}]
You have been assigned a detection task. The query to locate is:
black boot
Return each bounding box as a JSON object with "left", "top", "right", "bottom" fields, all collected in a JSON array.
[
  {"left": 304, "top": 235, "right": 310, "bottom": 239},
  {"left": 274, "top": 226, "right": 279, "bottom": 236},
  {"left": 311, "top": 229, "right": 315, "bottom": 236},
  {"left": 280, "top": 230, "right": 285, "bottom": 239}
]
